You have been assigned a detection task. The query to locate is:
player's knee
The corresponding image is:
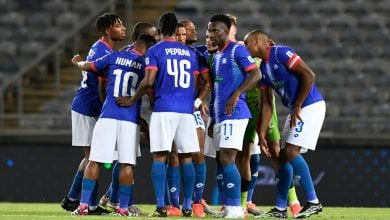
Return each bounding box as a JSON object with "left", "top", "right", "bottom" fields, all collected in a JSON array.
[{"left": 278, "top": 149, "right": 289, "bottom": 163}]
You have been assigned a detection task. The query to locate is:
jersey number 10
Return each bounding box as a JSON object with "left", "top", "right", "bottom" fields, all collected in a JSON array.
[
  {"left": 113, "top": 69, "right": 139, "bottom": 97},
  {"left": 167, "top": 59, "right": 191, "bottom": 88}
]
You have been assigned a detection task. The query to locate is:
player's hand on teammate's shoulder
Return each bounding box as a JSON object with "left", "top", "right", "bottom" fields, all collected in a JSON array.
[
  {"left": 71, "top": 54, "right": 83, "bottom": 65},
  {"left": 116, "top": 96, "right": 134, "bottom": 107}
]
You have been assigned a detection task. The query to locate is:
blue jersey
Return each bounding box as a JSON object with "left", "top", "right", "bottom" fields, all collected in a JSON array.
[
  {"left": 91, "top": 50, "right": 145, "bottom": 124},
  {"left": 259, "top": 45, "right": 324, "bottom": 109},
  {"left": 71, "top": 39, "right": 112, "bottom": 117},
  {"left": 145, "top": 39, "right": 199, "bottom": 114},
  {"left": 210, "top": 41, "right": 257, "bottom": 123}
]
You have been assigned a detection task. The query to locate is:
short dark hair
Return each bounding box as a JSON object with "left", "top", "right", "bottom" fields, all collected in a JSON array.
[
  {"left": 248, "top": 29, "right": 271, "bottom": 39},
  {"left": 137, "top": 34, "right": 157, "bottom": 49},
  {"left": 209, "top": 14, "right": 231, "bottom": 30},
  {"left": 131, "top": 22, "right": 155, "bottom": 42},
  {"left": 158, "top": 12, "right": 178, "bottom": 36},
  {"left": 177, "top": 23, "right": 185, "bottom": 28},
  {"left": 96, "top": 13, "right": 122, "bottom": 33}
]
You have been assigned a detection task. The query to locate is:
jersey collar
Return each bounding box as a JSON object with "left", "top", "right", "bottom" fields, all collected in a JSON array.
[{"left": 99, "top": 37, "right": 113, "bottom": 49}]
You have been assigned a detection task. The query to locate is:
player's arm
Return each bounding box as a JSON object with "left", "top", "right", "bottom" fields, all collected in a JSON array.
[
  {"left": 98, "top": 77, "right": 108, "bottom": 102},
  {"left": 71, "top": 54, "right": 94, "bottom": 71},
  {"left": 196, "top": 70, "right": 212, "bottom": 118},
  {"left": 290, "top": 59, "right": 315, "bottom": 127},
  {"left": 116, "top": 69, "right": 157, "bottom": 107},
  {"left": 225, "top": 67, "right": 261, "bottom": 115},
  {"left": 258, "top": 86, "right": 273, "bottom": 158}
]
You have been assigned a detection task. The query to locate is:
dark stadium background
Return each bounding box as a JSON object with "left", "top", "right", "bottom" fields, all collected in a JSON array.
[{"left": 0, "top": 0, "right": 389, "bottom": 207}]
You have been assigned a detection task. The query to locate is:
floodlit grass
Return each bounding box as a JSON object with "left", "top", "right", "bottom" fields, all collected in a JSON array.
[{"left": 0, "top": 203, "right": 389, "bottom": 219}]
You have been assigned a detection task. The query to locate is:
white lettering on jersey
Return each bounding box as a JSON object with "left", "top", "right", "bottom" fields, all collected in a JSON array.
[
  {"left": 164, "top": 48, "right": 190, "bottom": 56},
  {"left": 115, "top": 57, "right": 142, "bottom": 69}
]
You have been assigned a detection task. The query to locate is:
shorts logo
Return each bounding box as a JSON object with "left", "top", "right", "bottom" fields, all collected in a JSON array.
[
  {"left": 196, "top": 183, "right": 204, "bottom": 188},
  {"left": 170, "top": 187, "right": 177, "bottom": 193},
  {"left": 294, "top": 134, "right": 299, "bottom": 137},
  {"left": 226, "top": 183, "right": 235, "bottom": 188},
  {"left": 216, "top": 174, "right": 223, "bottom": 180},
  {"left": 252, "top": 172, "right": 258, "bottom": 177}
]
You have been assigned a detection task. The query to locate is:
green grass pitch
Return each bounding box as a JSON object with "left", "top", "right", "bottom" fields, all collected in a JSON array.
[{"left": 0, "top": 203, "right": 389, "bottom": 219}]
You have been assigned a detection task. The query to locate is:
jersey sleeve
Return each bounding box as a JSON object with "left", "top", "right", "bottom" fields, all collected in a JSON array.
[
  {"left": 234, "top": 45, "right": 257, "bottom": 72},
  {"left": 145, "top": 47, "right": 158, "bottom": 71},
  {"left": 275, "top": 46, "right": 302, "bottom": 70},
  {"left": 91, "top": 53, "right": 111, "bottom": 73},
  {"left": 196, "top": 50, "right": 209, "bottom": 74}
]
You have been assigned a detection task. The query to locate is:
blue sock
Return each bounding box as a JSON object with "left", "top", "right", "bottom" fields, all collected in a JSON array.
[
  {"left": 216, "top": 161, "right": 226, "bottom": 204},
  {"left": 80, "top": 178, "right": 96, "bottom": 205},
  {"left": 193, "top": 162, "right": 206, "bottom": 204},
  {"left": 276, "top": 163, "right": 293, "bottom": 209},
  {"left": 119, "top": 184, "right": 132, "bottom": 209},
  {"left": 128, "top": 183, "right": 135, "bottom": 206},
  {"left": 248, "top": 154, "right": 260, "bottom": 202},
  {"left": 222, "top": 163, "right": 241, "bottom": 206},
  {"left": 151, "top": 162, "right": 166, "bottom": 208},
  {"left": 89, "top": 180, "right": 99, "bottom": 207},
  {"left": 290, "top": 155, "right": 318, "bottom": 201},
  {"left": 164, "top": 181, "right": 172, "bottom": 206},
  {"left": 181, "top": 162, "right": 195, "bottom": 210},
  {"left": 109, "top": 162, "right": 120, "bottom": 203},
  {"left": 167, "top": 165, "right": 180, "bottom": 208},
  {"left": 67, "top": 170, "right": 83, "bottom": 200}
]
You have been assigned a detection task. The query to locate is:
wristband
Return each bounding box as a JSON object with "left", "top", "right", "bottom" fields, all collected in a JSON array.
[{"left": 194, "top": 98, "right": 202, "bottom": 109}]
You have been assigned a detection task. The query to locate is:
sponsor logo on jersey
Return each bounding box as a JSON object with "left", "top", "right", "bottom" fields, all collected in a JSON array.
[
  {"left": 215, "top": 75, "right": 224, "bottom": 82},
  {"left": 222, "top": 58, "right": 227, "bottom": 64},
  {"left": 272, "top": 80, "right": 284, "bottom": 89}
]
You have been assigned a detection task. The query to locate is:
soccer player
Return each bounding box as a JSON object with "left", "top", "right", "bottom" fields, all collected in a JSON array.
[
  {"left": 70, "top": 34, "right": 157, "bottom": 216},
  {"left": 61, "top": 13, "right": 125, "bottom": 214},
  {"left": 207, "top": 14, "right": 261, "bottom": 218},
  {"left": 116, "top": 12, "right": 201, "bottom": 217},
  {"left": 180, "top": 19, "right": 212, "bottom": 218},
  {"left": 98, "top": 21, "right": 158, "bottom": 217},
  {"left": 244, "top": 30, "right": 325, "bottom": 218},
  {"left": 175, "top": 22, "right": 187, "bottom": 44}
]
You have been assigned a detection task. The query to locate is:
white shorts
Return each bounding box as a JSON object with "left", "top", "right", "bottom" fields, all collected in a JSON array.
[
  {"left": 193, "top": 110, "right": 205, "bottom": 130},
  {"left": 71, "top": 110, "right": 97, "bottom": 146},
  {"left": 89, "top": 118, "right": 140, "bottom": 165},
  {"left": 213, "top": 119, "right": 249, "bottom": 151},
  {"left": 249, "top": 134, "right": 261, "bottom": 155},
  {"left": 149, "top": 112, "right": 199, "bottom": 154},
  {"left": 281, "top": 101, "right": 326, "bottom": 153},
  {"left": 204, "top": 117, "right": 217, "bottom": 158}
]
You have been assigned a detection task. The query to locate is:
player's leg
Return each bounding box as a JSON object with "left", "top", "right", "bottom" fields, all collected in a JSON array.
[
  {"left": 166, "top": 144, "right": 181, "bottom": 216},
  {"left": 288, "top": 101, "right": 325, "bottom": 218},
  {"left": 149, "top": 112, "right": 178, "bottom": 217},
  {"left": 115, "top": 120, "right": 139, "bottom": 216},
  {"left": 174, "top": 113, "right": 200, "bottom": 217},
  {"left": 237, "top": 118, "right": 256, "bottom": 214},
  {"left": 63, "top": 111, "right": 96, "bottom": 212},
  {"left": 72, "top": 118, "right": 117, "bottom": 215},
  {"left": 192, "top": 110, "right": 207, "bottom": 217},
  {"left": 216, "top": 119, "right": 248, "bottom": 218}
]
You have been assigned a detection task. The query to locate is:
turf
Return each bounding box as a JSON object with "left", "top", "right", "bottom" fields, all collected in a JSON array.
[{"left": 0, "top": 203, "right": 389, "bottom": 219}]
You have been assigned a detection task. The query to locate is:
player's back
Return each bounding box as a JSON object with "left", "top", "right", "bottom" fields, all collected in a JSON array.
[
  {"left": 261, "top": 45, "right": 323, "bottom": 109},
  {"left": 71, "top": 39, "right": 113, "bottom": 117},
  {"left": 95, "top": 50, "right": 145, "bottom": 123},
  {"left": 146, "top": 40, "right": 199, "bottom": 114}
]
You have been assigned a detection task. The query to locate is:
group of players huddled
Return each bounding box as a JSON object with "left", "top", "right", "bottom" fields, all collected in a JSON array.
[{"left": 60, "top": 11, "right": 326, "bottom": 219}]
